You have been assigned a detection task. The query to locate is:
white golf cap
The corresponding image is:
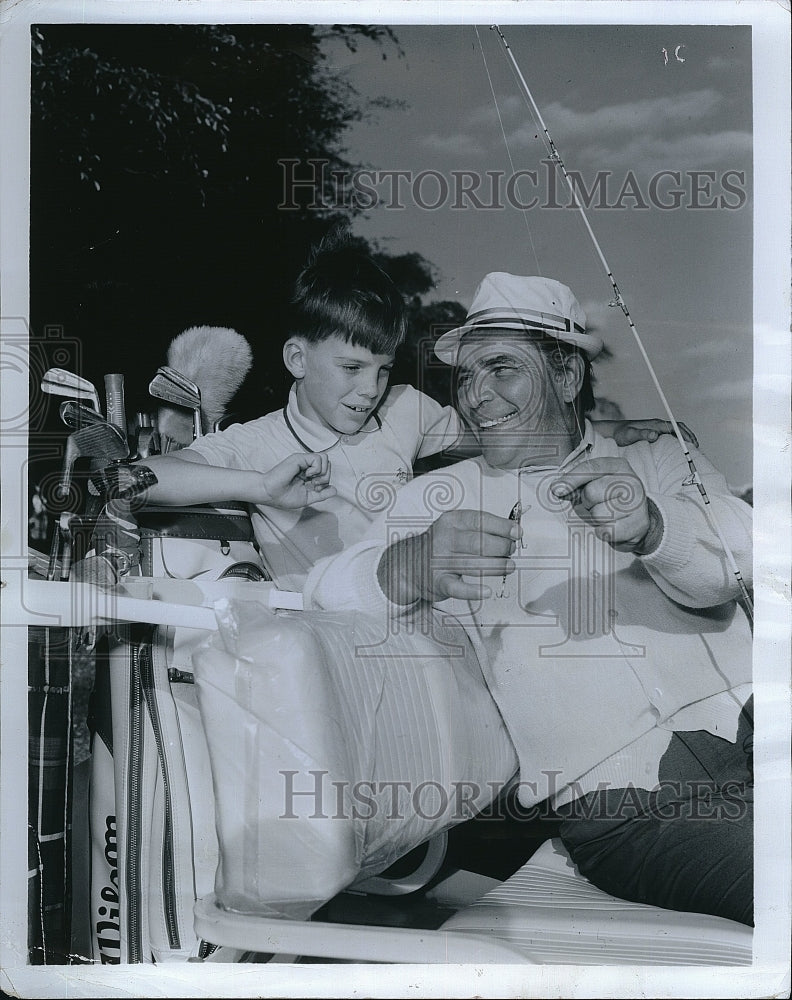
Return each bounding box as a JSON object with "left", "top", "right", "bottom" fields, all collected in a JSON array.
[{"left": 434, "top": 273, "right": 603, "bottom": 364}]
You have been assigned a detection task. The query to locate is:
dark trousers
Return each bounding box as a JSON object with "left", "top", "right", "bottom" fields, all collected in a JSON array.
[{"left": 554, "top": 696, "right": 753, "bottom": 925}]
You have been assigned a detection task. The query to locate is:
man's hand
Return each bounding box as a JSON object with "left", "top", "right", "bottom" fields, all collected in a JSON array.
[
  {"left": 378, "top": 509, "right": 521, "bottom": 605},
  {"left": 596, "top": 418, "right": 698, "bottom": 449},
  {"left": 551, "top": 457, "right": 663, "bottom": 554},
  {"left": 258, "top": 453, "right": 337, "bottom": 509}
]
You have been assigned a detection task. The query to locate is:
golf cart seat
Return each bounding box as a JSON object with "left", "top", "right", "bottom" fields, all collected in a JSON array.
[
  {"left": 193, "top": 835, "right": 752, "bottom": 965},
  {"left": 438, "top": 837, "right": 753, "bottom": 965}
]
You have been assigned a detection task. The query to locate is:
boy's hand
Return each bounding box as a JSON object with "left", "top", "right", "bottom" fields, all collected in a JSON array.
[
  {"left": 259, "top": 453, "right": 337, "bottom": 509},
  {"left": 597, "top": 418, "right": 698, "bottom": 449}
]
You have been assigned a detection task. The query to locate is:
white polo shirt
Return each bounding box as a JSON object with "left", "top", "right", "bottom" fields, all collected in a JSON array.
[{"left": 185, "top": 383, "right": 463, "bottom": 590}]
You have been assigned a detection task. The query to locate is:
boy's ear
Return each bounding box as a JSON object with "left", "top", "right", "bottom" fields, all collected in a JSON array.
[{"left": 283, "top": 338, "right": 307, "bottom": 379}]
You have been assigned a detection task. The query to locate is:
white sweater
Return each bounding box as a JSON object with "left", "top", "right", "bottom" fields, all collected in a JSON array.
[{"left": 305, "top": 424, "right": 753, "bottom": 806}]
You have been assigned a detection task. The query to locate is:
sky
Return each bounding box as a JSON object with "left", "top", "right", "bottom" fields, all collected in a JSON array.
[{"left": 321, "top": 24, "right": 754, "bottom": 487}]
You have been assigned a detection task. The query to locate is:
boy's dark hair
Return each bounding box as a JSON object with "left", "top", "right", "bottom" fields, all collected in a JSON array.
[{"left": 289, "top": 238, "right": 407, "bottom": 355}]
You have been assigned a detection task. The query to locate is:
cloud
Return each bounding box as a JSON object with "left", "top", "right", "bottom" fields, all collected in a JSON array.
[
  {"left": 681, "top": 335, "right": 752, "bottom": 360},
  {"left": 696, "top": 376, "right": 752, "bottom": 401},
  {"left": 466, "top": 94, "right": 524, "bottom": 128},
  {"left": 501, "top": 91, "right": 751, "bottom": 175},
  {"left": 506, "top": 90, "right": 725, "bottom": 149},
  {"left": 426, "top": 90, "right": 750, "bottom": 176},
  {"left": 583, "top": 127, "right": 750, "bottom": 168},
  {"left": 419, "top": 131, "right": 487, "bottom": 157}
]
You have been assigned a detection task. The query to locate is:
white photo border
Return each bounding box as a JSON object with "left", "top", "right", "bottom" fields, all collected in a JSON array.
[{"left": 1, "top": 1, "right": 789, "bottom": 997}]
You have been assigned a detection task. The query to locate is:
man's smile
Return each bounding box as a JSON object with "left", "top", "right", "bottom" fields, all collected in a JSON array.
[{"left": 477, "top": 409, "right": 519, "bottom": 429}]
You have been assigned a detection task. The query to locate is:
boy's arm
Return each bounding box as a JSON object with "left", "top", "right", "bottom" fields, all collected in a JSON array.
[
  {"left": 442, "top": 417, "right": 699, "bottom": 459},
  {"left": 134, "top": 451, "right": 335, "bottom": 509},
  {"left": 593, "top": 418, "right": 698, "bottom": 448},
  {"left": 441, "top": 424, "right": 480, "bottom": 458}
]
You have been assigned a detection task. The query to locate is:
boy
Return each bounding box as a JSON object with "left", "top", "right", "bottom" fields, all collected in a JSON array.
[{"left": 141, "top": 241, "right": 692, "bottom": 590}]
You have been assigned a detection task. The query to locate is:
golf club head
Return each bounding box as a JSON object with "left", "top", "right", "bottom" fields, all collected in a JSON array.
[
  {"left": 42, "top": 368, "right": 101, "bottom": 412},
  {"left": 149, "top": 366, "right": 201, "bottom": 407},
  {"left": 59, "top": 423, "right": 130, "bottom": 497},
  {"left": 59, "top": 399, "right": 107, "bottom": 430},
  {"left": 149, "top": 366, "right": 203, "bottom": 439}
]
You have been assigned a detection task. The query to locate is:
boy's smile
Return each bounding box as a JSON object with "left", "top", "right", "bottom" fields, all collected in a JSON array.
[{"left": 292, "top": 335, "right": 395, "bottom": 436}]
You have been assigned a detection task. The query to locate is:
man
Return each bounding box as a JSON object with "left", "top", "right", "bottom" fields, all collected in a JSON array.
[{"left": 304, "top": 273, "right": 753, "bottom": 925}]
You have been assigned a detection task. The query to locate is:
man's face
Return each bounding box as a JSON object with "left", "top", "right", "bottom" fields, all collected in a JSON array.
[
  {"left": 297, "top": 335, "right": 395, "bottom": 435},
  {"left": 455, "top": 333, "right": 568, "bottom": 469}
]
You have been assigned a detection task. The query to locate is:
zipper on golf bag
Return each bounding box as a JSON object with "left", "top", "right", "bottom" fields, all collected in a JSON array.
[{"left": 125, "top": 628, "right": 148, "bottom": 965}]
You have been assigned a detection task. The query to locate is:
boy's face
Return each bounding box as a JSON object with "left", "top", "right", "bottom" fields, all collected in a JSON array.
[{"left": 294, "top": 335, "right": 395, "bottom": 435}]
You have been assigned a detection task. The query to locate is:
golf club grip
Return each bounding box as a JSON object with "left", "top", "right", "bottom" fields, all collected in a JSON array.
[
  {"left": 46, "top": 522, "right": 61, "bottom": 581},
  {"left": 104, "top": 374, "right": 127, "bottom": 441},
  {"left": 60, "top": 533, "right": 73, "bottom": 582}
]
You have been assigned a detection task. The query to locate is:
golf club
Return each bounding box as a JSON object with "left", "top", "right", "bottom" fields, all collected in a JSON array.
[
  {"left": 133, "top": 426, "right": 156, "bottom": 458},
  {"left": 59, "top": 513, "right": 76, "bottom": 581},
  {"left": 47, "top": 423, "right": 130, "bottom": 578},
  {"left": 58, "top": 422, "right": 130, "bottom": 499},
  {"left": 149, "top": 366, "right": 202, "bottom": 440},
  {"left": 59, "top": 399, "right": 107, "bottom": 430},
  {"left": 41, "top": 367, "right": 101, "bottom": 412},
  {"left": 104, "top": 373, "right": 129, "bottom": 450}
]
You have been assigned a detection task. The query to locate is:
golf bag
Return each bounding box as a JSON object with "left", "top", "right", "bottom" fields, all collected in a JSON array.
[
  {"left": 87, "top": 502, "right": 267, "bottom": 963},
  {"left": 28, "top": 625, "right": 75, "bottom": 964}
]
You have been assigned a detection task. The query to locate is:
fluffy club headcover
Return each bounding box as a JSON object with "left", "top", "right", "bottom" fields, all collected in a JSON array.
[{"left": 157, "top": 327, "right": 253, "bottom": 444}]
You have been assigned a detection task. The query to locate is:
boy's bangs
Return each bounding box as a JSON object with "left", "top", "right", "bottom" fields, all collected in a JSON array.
[
  {"left": 335, "top": 297, "right": 406, "bottom": 355},
  {"left": 294, "top": 293, "right": 406, "bottom": 355}
]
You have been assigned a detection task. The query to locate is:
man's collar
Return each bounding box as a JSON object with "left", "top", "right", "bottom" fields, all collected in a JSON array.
[
  {"left": 481, "top": 420, "right": 596, "bottom": 476},
  {"left": 559, "top": 419, "right": 596, "bottom": 469}
]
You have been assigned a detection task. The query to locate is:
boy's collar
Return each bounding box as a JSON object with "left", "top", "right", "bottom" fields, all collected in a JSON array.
[
  {"left": 284, "top": 383, "right": 384, "bottom": 451},
  {"left": 285, "top": 384, "right": 340, "bottom": 451}
]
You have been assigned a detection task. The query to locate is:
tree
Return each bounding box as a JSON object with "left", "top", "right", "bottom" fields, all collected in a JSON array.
[{"left": 30, "top": 23, "right": 419, "bottom": 423}]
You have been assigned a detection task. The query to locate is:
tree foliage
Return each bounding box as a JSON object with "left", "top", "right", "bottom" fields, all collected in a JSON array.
[{"left": 29, "top": 23, "right": 427, "bottom": 421}]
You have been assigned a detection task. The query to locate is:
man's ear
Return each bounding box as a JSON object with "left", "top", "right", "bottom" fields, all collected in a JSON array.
[
  {"left": 283, "top": 338, "right": 307, "bottom": 379},
  {"left": 560, "top": 353, "right": 585, "bottom": 403}
]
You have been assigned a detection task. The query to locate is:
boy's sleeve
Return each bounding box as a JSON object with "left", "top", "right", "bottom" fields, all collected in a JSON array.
[
  {"left": 407, "top": 387, "right": 465, "bottom": 461},
  {"left": 304, "top": 477, "right": 437, "bottom": 616},
  {"left": 181, "top": 420, "right": 275, "bottom": 472}
]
